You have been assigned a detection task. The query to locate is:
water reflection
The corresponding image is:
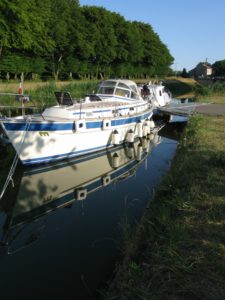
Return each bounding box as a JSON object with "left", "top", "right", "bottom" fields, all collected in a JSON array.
[{"left": 0, "top": 132, "right": 161, "bottom": 254}]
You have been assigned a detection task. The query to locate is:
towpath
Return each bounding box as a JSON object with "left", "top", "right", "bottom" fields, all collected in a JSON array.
[
  {"left": 159, "top": 103, "right": 225, "bottom": 116},
  {"left": 195, "top": 103, "right": 225, "bottom": 115}
]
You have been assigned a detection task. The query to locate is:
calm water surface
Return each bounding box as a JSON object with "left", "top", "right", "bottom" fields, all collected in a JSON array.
[{"left": 0, "top": 119, "right": 186, "bottom": 299}]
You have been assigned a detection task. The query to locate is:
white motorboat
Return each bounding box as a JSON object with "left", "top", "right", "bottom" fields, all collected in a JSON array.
[
  {"left": 0, "top": 79, "right": 154, "bottom": 166},
  {"left": 139, "top": 81, "right": 172, "bottom": 107}
]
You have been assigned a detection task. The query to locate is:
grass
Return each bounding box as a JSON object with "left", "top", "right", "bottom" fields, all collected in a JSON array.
[
  {"left": 0, "top": 80, "right": 98, "bottom": 107},
  {"left": 102, "top": 115, "right": 225, "bottom": 299},
  {"left": 163, "top": 77, "right": 197, "bottom": 98},
  {"left": 1, "top": 77, "right": 225, "bottom": 107}
]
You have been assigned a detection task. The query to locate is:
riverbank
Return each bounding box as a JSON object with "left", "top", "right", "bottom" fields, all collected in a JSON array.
[
  {"left": 0, "top": 77, "right": 221, "bottom": 107},
  {"left": 102, "top": 113, "right": 225, "bottom": 299}
]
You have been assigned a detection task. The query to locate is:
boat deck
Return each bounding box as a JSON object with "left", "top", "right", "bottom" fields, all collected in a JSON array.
[{"left": 71, "top": 100, "right": 139, "bottom": 110}]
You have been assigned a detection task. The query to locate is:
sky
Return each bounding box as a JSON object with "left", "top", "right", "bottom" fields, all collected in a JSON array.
[{"left": 79, "top": 0, "right": 225, "bottom": 71}]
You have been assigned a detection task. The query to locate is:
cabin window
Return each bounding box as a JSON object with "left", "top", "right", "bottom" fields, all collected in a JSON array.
[
  {"left": 79, "top": 123, "right": 84, "bottom": 128},
  {"left": 106, "top": 122, "right": 109, "bottom": 127},
  {"left": 100, "top": 81, "right": 116, "bottom": 87},
  {"left": 98, "top": 87, "right": 114, "bottom": 94},
  {"left": 115, "top": 88, "right": 130, "bottom": 97},
  {"left": 131, "top": 91, "right": 139, "bottom": 100},
  {"left": 159, "top": 90, "right": 162, "bottom": 96},
  {"left": 130, "top": 85, "right": 138, "bottom": 93},
  {"left": 118, "top": 82, "right": 129, "bottom": 89}
]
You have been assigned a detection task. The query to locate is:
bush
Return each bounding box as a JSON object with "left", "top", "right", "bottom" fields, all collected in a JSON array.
[
  {"left": 194, "top": 84, "right": 211, "bottom": 97},
  {"left": 211, "top": 81, "right": 225, "bottom": 94}
]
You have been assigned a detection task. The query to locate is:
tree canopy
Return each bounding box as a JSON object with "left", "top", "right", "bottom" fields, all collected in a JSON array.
[
  {"left": 0, "top": 0, "right": 174, "bottom": 80},
  {"left": 212, "top": 60, "right": 225, "bottom": 77}
]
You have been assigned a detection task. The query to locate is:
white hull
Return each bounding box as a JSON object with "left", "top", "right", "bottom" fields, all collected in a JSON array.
[{"left": 1, "top": 110, "right": 153, "bottom": 165}]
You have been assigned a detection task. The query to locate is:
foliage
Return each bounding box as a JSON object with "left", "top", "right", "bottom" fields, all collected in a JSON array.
[
  {"left": 210, "top": 81, "right": 225, "bottom": 94},
  {"left": 194, "top": 81, "right": 225, "bottom": 101},
  {"left": 194, "top": 84, "right": 211, "bottom": 97},
  {"left": 29, "top": 80, "right": 98, "bottom": 107},
  {"left": 0, "top": 1, "right": 174, "bottom": 80},
  {"left": 181, "top": 68, "right": 189, "bottom": 78},
  {"left": 212, "top": 59, "right": 225, "bottom": 76},
  {"left": 0, "top": 0, "right": 54, "bottom": 55}
]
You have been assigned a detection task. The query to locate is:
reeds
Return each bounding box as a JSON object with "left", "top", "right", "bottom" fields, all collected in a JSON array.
[{"left": 0, "top": 80, "right": 98, "bottom": 108}]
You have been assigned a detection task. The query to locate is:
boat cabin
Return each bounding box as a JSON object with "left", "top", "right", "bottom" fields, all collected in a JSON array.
[
  {"left": 86, "top": 79, "right": 142, "bottom": 102},
  {"left": 139, "top": 82, "right": 172, "bottom": 107}
]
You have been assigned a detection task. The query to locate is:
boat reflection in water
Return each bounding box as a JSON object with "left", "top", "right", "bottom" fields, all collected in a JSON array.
[{"left": 1, "top": 128, "right": 162, "bottom": 254}]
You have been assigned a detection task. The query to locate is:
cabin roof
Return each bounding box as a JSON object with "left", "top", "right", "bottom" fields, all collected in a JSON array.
[{"left": 99, "top": 79, "right": 138, "bottom": 90}]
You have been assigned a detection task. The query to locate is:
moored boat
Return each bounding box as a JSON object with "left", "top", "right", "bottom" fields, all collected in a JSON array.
[
  {"left": 139, "top": 81, "right": 172, "bottom": 107},
  {"left": 0, "top": 79, "right": 154, "bottom": 166}
]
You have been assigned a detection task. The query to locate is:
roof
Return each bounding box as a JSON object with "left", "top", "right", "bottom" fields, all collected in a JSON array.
[{"left": 99, "top": 79, "right": 138, "bottom": 89}]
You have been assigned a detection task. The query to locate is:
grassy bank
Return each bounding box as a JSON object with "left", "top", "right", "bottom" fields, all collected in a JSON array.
[
  {"left": 1, "top": 77, "right": 225, "bottom": 108},
  {"left": 102, "top": 115, "right": 225, "bottom": 299},
  {"left": 0, "top": 77, "right": 199, "bottom": 107},
  {"left": 163, "top": 77, "right": 225, "bottom": 104},
  {"left": 0, "top": 80, "right": 98, "bottom": 107},
  {"left": 163, "top": 77, "right": 197, "bottom": 98}
]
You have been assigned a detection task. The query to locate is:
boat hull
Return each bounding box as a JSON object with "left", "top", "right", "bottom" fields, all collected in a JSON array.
[{"left": 1, "top": 110, "right": 153, "bottom": 165}]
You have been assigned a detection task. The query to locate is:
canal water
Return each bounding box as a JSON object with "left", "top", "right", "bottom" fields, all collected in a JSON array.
[{"left": 0, "top": 118, "right": 186, "bottom": 300}]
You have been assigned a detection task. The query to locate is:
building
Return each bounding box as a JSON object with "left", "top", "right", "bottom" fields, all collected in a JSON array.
[{"left": 189, "top": 62, "right": 213, "bottom": 78}]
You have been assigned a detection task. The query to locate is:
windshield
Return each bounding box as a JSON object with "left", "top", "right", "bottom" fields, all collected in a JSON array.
[
  {"left": 98, "top": 87, "right": 114, "bottom": 95},
  {"left": 115, "top": 88, "right": 130, "bottom": 97},
  {"left": 97, "top": 80, "right": 140, "bottom": 99}
]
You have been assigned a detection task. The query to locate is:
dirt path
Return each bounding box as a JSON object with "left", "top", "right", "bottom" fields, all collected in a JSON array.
[{"left": 195, "top": 103, "right": 225, "bottom": 115}]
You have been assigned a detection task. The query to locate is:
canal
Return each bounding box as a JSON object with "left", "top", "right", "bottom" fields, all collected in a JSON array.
[{"left": 0, "top": 117, "right": 186, "bottom": 299}]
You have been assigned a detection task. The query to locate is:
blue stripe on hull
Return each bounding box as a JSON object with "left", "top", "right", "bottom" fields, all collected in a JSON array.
[{"left": 3, "top": 111, "right": 152, "bottom": 131}]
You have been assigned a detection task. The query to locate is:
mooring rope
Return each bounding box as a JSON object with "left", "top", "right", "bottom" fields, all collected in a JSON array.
[{"left": 0, "top": 116, "right": 31, "bottom": 200}]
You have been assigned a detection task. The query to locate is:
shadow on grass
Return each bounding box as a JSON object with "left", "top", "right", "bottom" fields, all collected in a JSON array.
[{"left": 163, "top": 79, "right": 195, "bottom": 97}]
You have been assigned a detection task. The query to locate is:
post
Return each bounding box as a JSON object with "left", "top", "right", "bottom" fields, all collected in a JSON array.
[{"left": 18, "top": 80, "right": 25, "bottom": 116}]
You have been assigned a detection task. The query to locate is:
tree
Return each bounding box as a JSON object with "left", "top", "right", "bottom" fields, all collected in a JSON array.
[
  {"left": 212, "top": 60, "right": 225, "bottom": 76},
  {"left": 81, "top": 6, "right": 117, "bottom": 78},
  {"left": 0, "top": 0, "right": 54, "bottom": 56},
  {"left": 0, "top": 1, "right": 174, "bottom": 79},
  {"left": 181, "top": 68, "right": 189, "bottom": 78},
  {"left": 48, "top": 0, "right": 81, "bottom": 79}
]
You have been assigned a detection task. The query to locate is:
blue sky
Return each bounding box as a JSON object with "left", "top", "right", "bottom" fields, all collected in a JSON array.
[{"left": 79, "top": 0, "right": 225, "bottom": 71}]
